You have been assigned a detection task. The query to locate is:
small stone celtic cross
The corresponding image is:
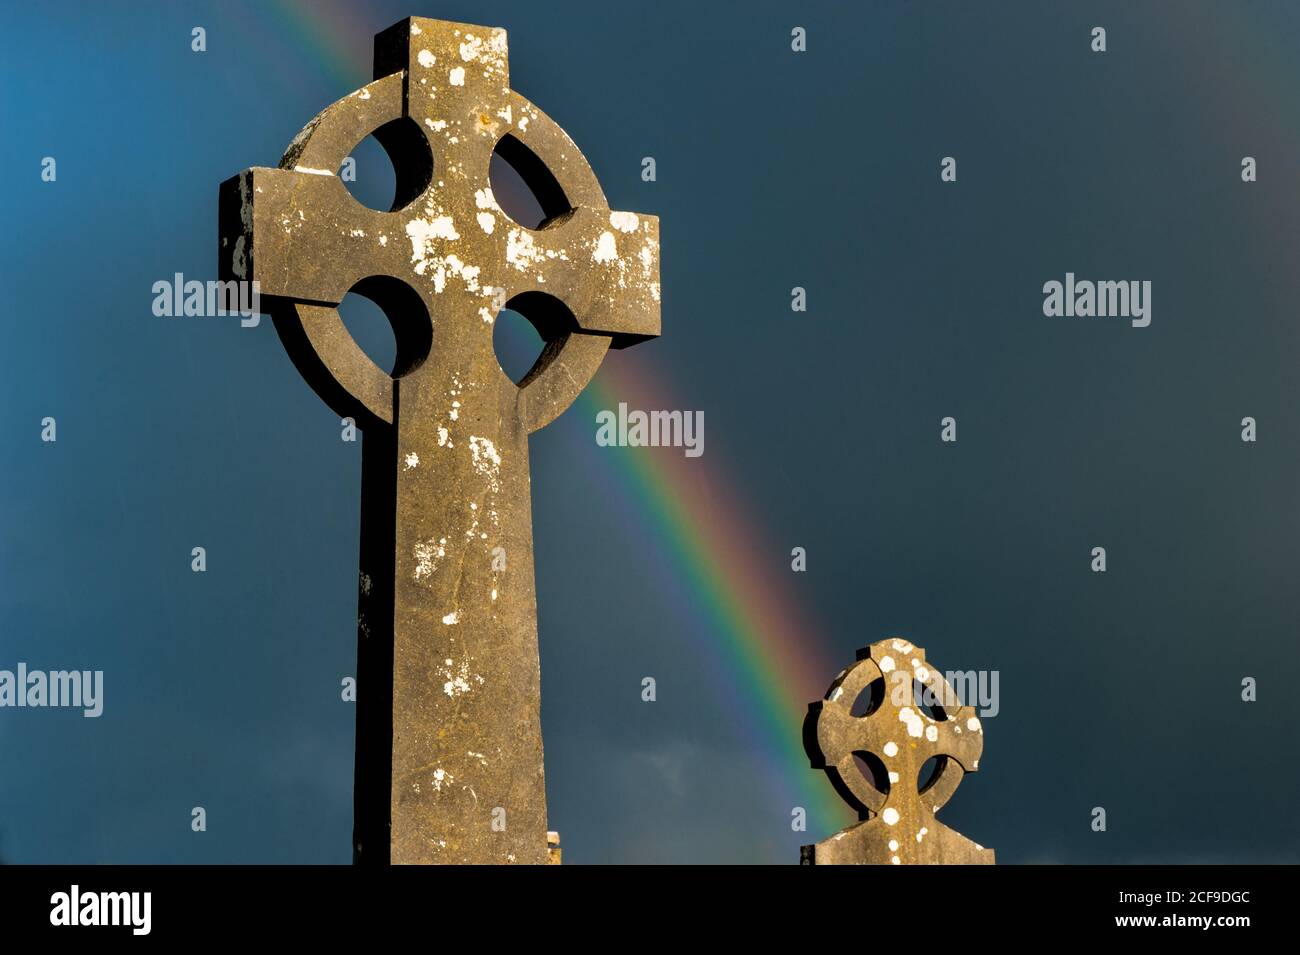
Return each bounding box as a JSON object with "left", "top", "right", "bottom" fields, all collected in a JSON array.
[
  {"left": 218, "top": 16, "right": 660, "bottom": 864},
  {"left": 802, "top": 638, "right": 994, "bottom": 864}
]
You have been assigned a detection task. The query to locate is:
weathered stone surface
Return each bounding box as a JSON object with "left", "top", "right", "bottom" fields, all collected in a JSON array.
[
  {"left": 218, "top": 16, "right": 660, "bottom": 864},
  {"left": 802, "top": 639, "right": 994, "bottom": 864}
]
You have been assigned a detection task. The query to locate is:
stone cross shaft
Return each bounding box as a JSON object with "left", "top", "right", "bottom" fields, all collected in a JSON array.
[
  {"left": 218, "top": 16, "right": 660, "bottom": 864},
  {"left": 803, "top": 639, "right": 994, "bottom": 864}
]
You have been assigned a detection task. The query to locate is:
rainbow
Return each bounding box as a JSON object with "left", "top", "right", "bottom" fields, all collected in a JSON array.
[
  {"left": 259, "top": 0, "right": 856, "bottom": 839},
  {"left": 572, "top": 356, "right": 852, "bottom": 829}
]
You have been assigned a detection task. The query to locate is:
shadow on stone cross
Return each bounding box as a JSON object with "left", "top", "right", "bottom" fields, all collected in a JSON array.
[{"left": 217, "top": 16, "right": 660, "bottom": 865}]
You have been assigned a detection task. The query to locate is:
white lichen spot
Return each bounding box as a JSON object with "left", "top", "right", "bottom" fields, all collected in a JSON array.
[
  {"left": 424, "top": 118, "right": 449, "bottom": 132},
  {"left": 378, "top": 235, "right": 388, "bottom": 247},
  {"left": 477, "top": 211, "right": 496, "bottom": 234},
  {"left": 609, "top": 210, "right": 639, "bottom": 233},
  {"left": 506, "top": 228, "right": 543, "bottom": 271},
  {"left": 898, "top": 706, "right": 923, "bottom": 738},
  {"left": 442, "top": 611, "right": 461, "bottom": 625},
  {"left": 967, "top": 717, "right": 981, "bottom": 732},
  {"left": 438, "top": 426, "right": 451, "bottom": 447},
  {"left": 469, "top": 435, "right": 502, "bottom": 477},
  {"left": 350, "top": 228, "right": 366, "bottom": 237},
  {"left": 441, "top": 256, "right": 480, "bottom": 292},
  {"left": 916, "top": 827, "right": 928, "bottom": 843},
  {"left": 449, "top": 66, "right": 465, "bottom": 86},
  {"left": 442, "top": 658, "right": 482, "bottom": 697},
  {"left": 890, "top": 855, "right": 901, "bottom": 865},
  {"left": 406, "top": 215, "right": 460, "bottom": 275},
  {"left": 891, "top": 639, "right": 914, "bottom": 653},
  {"left": 592, "top": 231, "right": 618, "bottom": 263},
  {"left": 888, "top": 839, "right": 899, "bottom": 852},
  {"left": 431, "top": 767, "right": 450, "bottom": 791},
  {"left": 883, "top": 741, "right": 899, "bottom": 758},
  {"left": 925, "top": 724, "right": 939, "bottom": 742},
  {"left": 404, "top": 452, "right": 419, "bottom": 470},
  {"left": 888, "top": 770, "right": 900, "bottom": 783},
  {"left": 459, "top": 34, "right": 484, "bottom": 61},
  {"left": 417, "top": 49, "right": 435, "bottom": 67},
  {"left": 413, "top": 537, "right": 447, "bottom": 580},
  {"left": 879, "top": 655, "right": 896, "bottom": 674},
  {"left": 882, "top": 808, "right": 900, "bottom": 826}
]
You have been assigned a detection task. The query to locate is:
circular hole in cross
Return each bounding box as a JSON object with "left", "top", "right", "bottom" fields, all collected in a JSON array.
[
  {"left": 489, "top": 133, "right": 572, "bottom": 229},
  {"left": 336, "top": 276, "right": 431, "bottom": 377},
  {"left": 850, "top": 677, "right": 885, "bottom": 718},
  {"left": 852, "top": 750, "right": 891, "bottom": 798},
  {"left": 492, "top": 308, "right": 545, "bottom": 384},
  {"left": 491, "top": 291, "right": 580, "bottom": 386},
  {"left": 917, "top": 755, "right": 948, "bottom": 794},
  {"left": 913, "top": 675, "right": 948, "bottom": 722},
  {"left": 340, "top": 116, "right": 433, "bottom": 213}
]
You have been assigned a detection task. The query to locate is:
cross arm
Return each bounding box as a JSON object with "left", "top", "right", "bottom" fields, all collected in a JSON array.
[
  {"left": 218, "top": 166, "right": 385, "bottom": 304},
  {"left": 503, "top": 207, "right": 661, "bottom": 348},
  {"left": 217, "top": 168, "right": 404, "bottom": 428}
]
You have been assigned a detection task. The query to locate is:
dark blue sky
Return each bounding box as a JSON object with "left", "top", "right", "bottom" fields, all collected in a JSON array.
[{"left": 2, "top": 0, "right": 1298, "bottom": 864}]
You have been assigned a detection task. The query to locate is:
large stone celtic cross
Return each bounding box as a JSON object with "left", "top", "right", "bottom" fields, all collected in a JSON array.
[
  {"left": 218, "top": 16, "right": 660, "bottom": 864},
  {"left": 802, "top": 638, "right": 994, "bottom": 864}
]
